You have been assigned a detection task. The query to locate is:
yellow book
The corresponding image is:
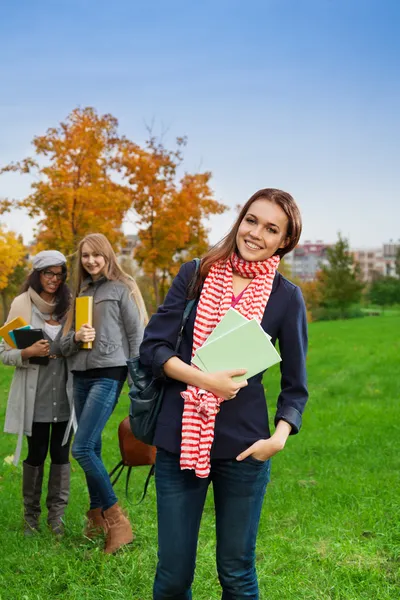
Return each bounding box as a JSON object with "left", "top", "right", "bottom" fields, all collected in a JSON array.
[
  {"left": 0, "top": 317, "right": 28, "bottom": 348},
  {"left": 75, "top": 296, "right": 94, "bottom": 350}
]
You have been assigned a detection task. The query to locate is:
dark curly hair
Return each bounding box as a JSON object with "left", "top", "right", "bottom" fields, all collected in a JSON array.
[{"left": 21, "top": 264, "right": 71, "bottom": 320}]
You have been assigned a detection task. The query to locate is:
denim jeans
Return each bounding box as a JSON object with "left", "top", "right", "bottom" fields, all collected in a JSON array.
[
  {"left": 153, "top": 448, "right": 271, "bottom": 600},
  {"left": 72, "top": 377, "right": 124, "bottom": 511}
]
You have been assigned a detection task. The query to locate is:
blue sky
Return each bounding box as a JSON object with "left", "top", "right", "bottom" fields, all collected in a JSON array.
[{"left": 1, "top": 0, "right": 399, "bottom": 248}]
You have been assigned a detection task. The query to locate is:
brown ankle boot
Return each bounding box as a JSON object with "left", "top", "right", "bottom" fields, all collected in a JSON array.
[
  {"left": 103, "top": 503, "right": 133, "bottom": 554},
  {"left": 84, "top": 508, "right": 106, "bottom": 539}
]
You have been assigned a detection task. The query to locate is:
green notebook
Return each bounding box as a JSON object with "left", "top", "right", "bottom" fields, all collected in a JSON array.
[
  {"left": 194, "top": 318, "right": 281, "bottom": 382},
  {"left": 192, "top": 308, "right": 247, "bottom": 370},
  {"left": 192, "top": 308, "right": 271, "bottom": 371}
]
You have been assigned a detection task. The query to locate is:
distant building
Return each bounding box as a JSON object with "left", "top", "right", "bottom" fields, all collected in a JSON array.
[
  {"left": 119, "top": 234, "right": 138, "bottom": 257},
  {"left": 382, "top": 242, "right": 399, "bottom": 277},
  {"left": 285, "top": 240, "right": 330, "bottom": 281},
  {"left": 117, "top": 234, "right": 142, "bottom": 276},
  {"left": 285, "top": 240, "right": 399, "bottom": 283},
  {"left": 352, "top": 248, "right": 384, "bottom": 281},
  {"left": 353, "top": 242, "right": 399, "bottom": 281}
]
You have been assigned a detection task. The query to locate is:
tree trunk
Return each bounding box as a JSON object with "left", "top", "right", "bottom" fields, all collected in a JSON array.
[
  {"left": 1, "top": 292, "right": 9, "bottom": 322},
  {"left": 160, "top": 269, "right": 168, "bottom": 304},
  {"left": 152, "top": 272, "right": 160, "bottom": 308}
]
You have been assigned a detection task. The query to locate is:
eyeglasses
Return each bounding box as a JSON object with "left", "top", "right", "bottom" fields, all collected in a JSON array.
[{"left": 42, "top": 270, "right": 65, "bottom": 281}]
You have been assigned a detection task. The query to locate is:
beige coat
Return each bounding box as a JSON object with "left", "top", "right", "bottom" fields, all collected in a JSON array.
[{"left": 1, "top": 293, "right": 76, "bottom": 465}]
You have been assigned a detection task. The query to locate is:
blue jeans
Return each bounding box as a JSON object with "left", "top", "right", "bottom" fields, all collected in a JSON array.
[
  {"left": 153, "top": 448, "right": 271, "bottom": 600},
  {"left": 72, "top": 377, "right": 124, "bottom": 511}
]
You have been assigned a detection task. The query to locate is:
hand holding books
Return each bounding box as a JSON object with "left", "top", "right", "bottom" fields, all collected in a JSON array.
[
  {"left": 13, "top": 329, "right": 50, "bottom": 365},
  {"left": 21, "top": 339, "right": 50, "bottom": 361},
  {"left": 75, "top": 297, "right": 94, "bottom": 349},
  {"left": 75, "top": 323, "right": 96, "bottom": 346},
  {"left": 0, "top": 318, "right": 51, "bottom": 364},
  {"left": 201, "top": 369, "right": 248, "bottom": 400}
]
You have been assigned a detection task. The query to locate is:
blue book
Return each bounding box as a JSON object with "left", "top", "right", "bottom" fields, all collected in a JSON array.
[{"left": 9, "top": 325, "right": 32, "bottom": 346}]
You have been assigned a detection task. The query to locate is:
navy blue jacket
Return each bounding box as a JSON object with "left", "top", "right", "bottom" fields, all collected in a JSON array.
[{"left": 139, "top": 260, "right": 308, "bottom": 459}]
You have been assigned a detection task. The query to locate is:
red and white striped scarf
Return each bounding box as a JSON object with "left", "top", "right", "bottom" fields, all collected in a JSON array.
[{"left": 180, "top": 252, "right": 280, "bottom": 477}]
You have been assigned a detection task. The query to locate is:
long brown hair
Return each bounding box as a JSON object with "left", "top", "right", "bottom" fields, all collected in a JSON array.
[
  {"left": 63, "top": 233, "right": 148, "bottom": 334},
  {"left": 191, "top": 188, "right": 302, "bottom": 298}
]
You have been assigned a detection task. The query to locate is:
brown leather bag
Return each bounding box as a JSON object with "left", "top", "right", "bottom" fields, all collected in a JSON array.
[{"left": 109, "top": 416, "right": 156, "bottom": 503}]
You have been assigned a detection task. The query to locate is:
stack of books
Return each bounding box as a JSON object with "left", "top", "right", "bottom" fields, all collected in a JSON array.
[
  {"left": 192, "top": 308, "right": 281, "bottom": 381},
  {"left": 0, "top": 317, "right": 49, "bottom": 365},
  {"left": 0, "top": 317, "right": 30, "bottom": 348},
  {"left": 0, "top": 296, "right": 93, "bottom": 356}
]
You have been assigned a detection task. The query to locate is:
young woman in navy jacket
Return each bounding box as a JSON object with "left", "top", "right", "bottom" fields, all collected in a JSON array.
[{"left": 140, "top": 188, "right": 308, "bottom": 600}]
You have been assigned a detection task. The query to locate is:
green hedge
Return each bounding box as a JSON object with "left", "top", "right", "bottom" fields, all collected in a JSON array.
[{"left": 312, "top": 305, "right": 365, "bottom": 321}]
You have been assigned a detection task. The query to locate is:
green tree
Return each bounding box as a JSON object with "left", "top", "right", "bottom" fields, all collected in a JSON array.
[
  {"left": 369, "top": 276, "right": 400, "bottom": 308},
  {"left": 319, "top": 233, "right": 364, "bottom": 313},
  {"left": 278, "top": 258, "right": 292, "bottom": 279}
]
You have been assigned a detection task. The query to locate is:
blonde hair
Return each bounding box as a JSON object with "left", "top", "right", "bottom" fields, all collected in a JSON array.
[{"left": 63, "top": 233, "right": 148, "bottom": 334}]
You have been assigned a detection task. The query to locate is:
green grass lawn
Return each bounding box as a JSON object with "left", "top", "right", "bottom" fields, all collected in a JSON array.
[{"left": 0, "top": 316, "right": 399, "bottom": 599}]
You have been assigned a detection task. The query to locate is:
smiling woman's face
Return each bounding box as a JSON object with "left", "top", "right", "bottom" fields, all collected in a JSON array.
[
  {"left": 235, "top": 198, "right": 289, "bottom": 262},
  {"left": 80, "top": 242, "right": 106, "bottom": 280},
  {"left": 39, "top": 265, "right": 64, "bottom": 295}
]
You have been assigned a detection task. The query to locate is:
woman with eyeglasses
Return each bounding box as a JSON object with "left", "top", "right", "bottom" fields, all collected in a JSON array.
[{"left": 0, "top": 250, "right": 74, "bottom": 536}]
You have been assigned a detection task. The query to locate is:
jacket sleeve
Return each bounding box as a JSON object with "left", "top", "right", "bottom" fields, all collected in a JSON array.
[
  {"left": 0, "top": 340, "right": 27, "bottom": 368},
  {"left": 120, "top": 286, "right": 145, "bottom": 358},
  {"left": 139, "top": 261, "right": 196, "bottom": 378},
  {"left": 0, "top": 302, "right": 28, "bottom": 368},
  {"left": 274, "top": 286, "right": 308, "bottom": 434},
  {"left": 59, "top": 330, "right": 82, "bottom": 357}
]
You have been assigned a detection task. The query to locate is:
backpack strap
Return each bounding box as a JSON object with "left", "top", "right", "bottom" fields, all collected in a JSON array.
[
  {"left": 135, "top": 464, "right": 155, "bottom": 505},
  {"left": 109, "top": 460, "right": 125, "bottom": 487},
  {"left": 175, "top": 258, "right": 201, "bottom": 352}
]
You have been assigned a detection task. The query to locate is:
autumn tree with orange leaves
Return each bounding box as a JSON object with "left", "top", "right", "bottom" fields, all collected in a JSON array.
[
  {"left": 0, "top": 227, "right": 26, "bottom": 318},
  {"left": 0, "top": 107, "right": 131, "bottom": 256},
  {"left": 116, "top": 135, "right": 227, "bottom": 304},
  {"left": 1, "top": 107, "right": 227, "bottom": 307}
]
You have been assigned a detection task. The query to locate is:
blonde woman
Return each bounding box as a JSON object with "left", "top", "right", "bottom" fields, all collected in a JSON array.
[{"left": 61, "top": 233, "right": 147, "bottom": 554}]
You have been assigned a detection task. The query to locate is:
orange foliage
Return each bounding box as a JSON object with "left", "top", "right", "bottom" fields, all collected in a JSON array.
[
  {"left": 1, "top": 107, "right": 131, "bottom": 255},
  {"left": 0, "top": 227, "right": 26, "bottom": 291},
  {"left": 115, "top": 135, "right": 227, "bottom": 304},
  {"left": 1, "top": 108, "right": 227, "bottom": 306},
  {"left": 299, "top": 275, "right": 324, "bottom": 321}
]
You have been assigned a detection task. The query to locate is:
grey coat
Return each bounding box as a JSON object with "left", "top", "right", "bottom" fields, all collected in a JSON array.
[
  {"left": 1, "top": 305, "right": 76, "bottom": 466},
  {"left": 60, "top": 277, "right": 144, "bottom": 372}
]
